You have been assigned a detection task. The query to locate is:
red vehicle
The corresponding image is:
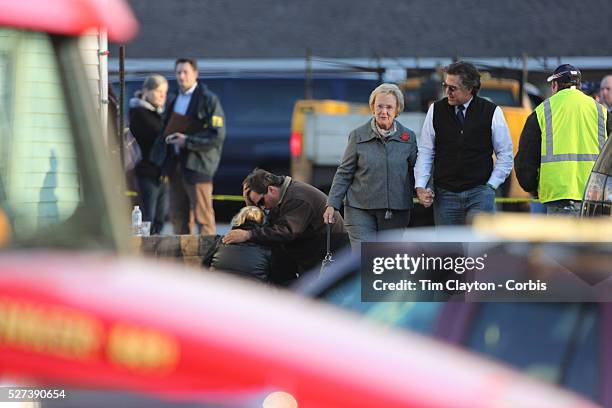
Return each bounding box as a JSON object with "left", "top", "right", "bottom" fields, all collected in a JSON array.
[
  {"left": 0, "top": 1, "right": 601, "bottom": 407},
  {"left": 0, "top": 255, "right": 601, "bottom": 408},
  {"left": 295, "top": 215, "right": 612, "bottom": 406}
]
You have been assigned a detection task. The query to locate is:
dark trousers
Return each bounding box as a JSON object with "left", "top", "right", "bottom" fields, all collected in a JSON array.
[{"left": 135, "top": 175, "right": 168, "bottom": 235}]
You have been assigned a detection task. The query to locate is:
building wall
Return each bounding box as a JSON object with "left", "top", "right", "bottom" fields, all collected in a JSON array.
[{"left": 80, "top": 32, "right": 101, "bottom": 108}]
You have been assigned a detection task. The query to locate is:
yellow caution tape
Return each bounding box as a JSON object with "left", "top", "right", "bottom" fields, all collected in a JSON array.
[
  {"left": 494, "top": 197, "right": 540, "bottom": 204},
  {"left": 126, "top": 191, "right": 244, "bottom": 201},
  {"left": 126, "top": 192, "right": 540, "bottom": 204},
  {"left": 409, "top": 197, "right": 537, "bottom": 204},
  {"left": 212, "top": 195, "right": 246, "bottom": 202}
]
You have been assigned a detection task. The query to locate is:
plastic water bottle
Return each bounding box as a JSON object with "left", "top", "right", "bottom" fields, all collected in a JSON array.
[{"left": 131, "top": 205, "right": 142, "bottom": 235}]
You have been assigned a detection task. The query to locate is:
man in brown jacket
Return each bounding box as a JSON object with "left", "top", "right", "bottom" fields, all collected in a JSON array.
[{"left": 223, "top": 169, "right": 349, "bottom": 283}]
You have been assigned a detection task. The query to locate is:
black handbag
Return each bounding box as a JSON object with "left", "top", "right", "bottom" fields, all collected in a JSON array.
[{"left": 319, "top": 223, "right": 334, "bottom": 277}]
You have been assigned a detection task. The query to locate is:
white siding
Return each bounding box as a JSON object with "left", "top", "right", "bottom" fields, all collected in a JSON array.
[
  {"left": 80, "top": 29, "right": 108, "bottom": 142},
  {"left": 79, "top": 31, "right": 101, "bottom": 105}
]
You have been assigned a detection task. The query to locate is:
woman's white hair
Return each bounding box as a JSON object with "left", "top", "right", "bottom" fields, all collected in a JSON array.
[{"left": 368, "top": 83, "right": 404, "bottom": 116}]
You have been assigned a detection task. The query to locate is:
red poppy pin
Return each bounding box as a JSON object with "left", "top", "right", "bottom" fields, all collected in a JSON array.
[{"left": 401, "top": 133, "right": 410, "bottom": 141}]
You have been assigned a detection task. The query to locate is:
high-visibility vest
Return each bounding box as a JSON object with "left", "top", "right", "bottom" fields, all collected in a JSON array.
[{"left": 535, "top": 88, "right": 607, "bottom": 203}]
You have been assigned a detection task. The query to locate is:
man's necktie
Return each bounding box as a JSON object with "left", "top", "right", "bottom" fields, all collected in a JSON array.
[{"left": 457, "top": 105, "right": 465, "bottom": 126}]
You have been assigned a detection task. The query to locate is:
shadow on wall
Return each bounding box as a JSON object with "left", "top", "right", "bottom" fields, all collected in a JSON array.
[{"left": 38, "top": 150, "right": 59, "bottom": 227}]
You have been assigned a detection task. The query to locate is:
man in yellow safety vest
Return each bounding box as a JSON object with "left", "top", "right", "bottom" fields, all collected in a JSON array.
[{"left": 515, "top": 64, "right": 610, "bottom": 215}]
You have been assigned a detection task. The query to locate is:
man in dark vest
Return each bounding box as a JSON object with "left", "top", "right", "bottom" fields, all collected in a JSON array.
[{"left": 414, "top": 61, "right": 513, "bottom": 225}]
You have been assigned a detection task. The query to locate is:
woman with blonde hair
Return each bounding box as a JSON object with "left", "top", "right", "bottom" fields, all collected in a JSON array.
[
  {"left": 207, "top": 206, "right": 271, "bottom": 281},
  {"left": 323, "top": 83, "right": 418, "bottom": 247},
  {"left": 129, "top": 74, "right": 169, "bottom": 234},
  {"left": 230, "top": 205, "right": 264, "bottom": 228}
]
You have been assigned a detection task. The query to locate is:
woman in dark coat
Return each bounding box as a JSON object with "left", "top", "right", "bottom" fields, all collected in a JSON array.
[
  {"left": 129, "top": 74, "right": 168, "bottom": 234},
  {"left": 209, "top": 206, "right": 271, "bottom": 282}
]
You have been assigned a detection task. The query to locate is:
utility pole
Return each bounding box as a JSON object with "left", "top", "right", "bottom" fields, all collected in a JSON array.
[
  {"left": 376, "top": 54, "right": 383, "bottom": 85},
  {"left": 119, "top": 45, "right": 126, "bottom": 167},
  {"left": 99, "top": 28, "right": 108, "bottom": 145},
  {"left": 305, "top": 47, "right": 313, "bottom": 99},
  {"left": 521, "top": 53, "right": 529, "bottom": 104}
]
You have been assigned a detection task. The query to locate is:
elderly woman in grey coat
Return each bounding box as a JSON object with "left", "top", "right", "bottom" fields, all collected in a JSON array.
[{"left": 323, "top": 83, "right": 418, "bottom": 247}]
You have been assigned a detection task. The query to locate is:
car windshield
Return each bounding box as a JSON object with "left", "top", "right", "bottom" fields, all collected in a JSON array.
[
  {"left": 464, "top": 302, "right": 599, "bottom": 400},
  {"left": 320, "top": 273, "right": 443, "bottom": 335},
  {"left": 0, "top": 28, "right": 120, "bottom": 250},
  {"left": 479, "top": 88, "right": 519, "bottom": 107},
  {"left": 321, "top": 274, "right": 600, "bottom": 401}
]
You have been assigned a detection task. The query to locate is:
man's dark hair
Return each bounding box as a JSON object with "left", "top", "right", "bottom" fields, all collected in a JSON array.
[
  {"left": 555, "top": 77, "right": 582, "bottom": 90},
  {"left": 242, "top": 169, "right": 285, "bottom": 194},
  {"left": 175, "top": 57, "right": 198, "bottom": 71},
  {"left": 446, "top": 61, "right": 481, "bottom": 95}
]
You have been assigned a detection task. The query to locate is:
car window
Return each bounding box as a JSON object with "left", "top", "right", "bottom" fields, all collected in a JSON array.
[
  {"left": 0, "top": 29, "right": 122, "bottom": 250},
  {"left": 320, "top": 273, "right": 443, "bottom": 335},
  {"left": 562, "top": 305, "right": 599, "bottom": 400},
  {"left": 0, "top": 29, "right": 79, "bottom": 241},
  {"left": 463, "top": 303, "right": 598, "bottom": 400},
  {"left": 605, "top": 176, "right": 612, "bottom": 200},
  {"left": 479, "top": 88, "right": 519, "bottom": 107}
]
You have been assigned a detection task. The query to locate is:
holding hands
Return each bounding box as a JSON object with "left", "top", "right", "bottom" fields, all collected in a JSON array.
[{"left": 416, "top": 187, "right": 435, "bottom": 208}]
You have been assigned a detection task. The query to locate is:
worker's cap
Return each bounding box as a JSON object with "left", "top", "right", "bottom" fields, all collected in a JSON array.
[{"left": 547, "top": 64, "right": 581, "bottom": 83}]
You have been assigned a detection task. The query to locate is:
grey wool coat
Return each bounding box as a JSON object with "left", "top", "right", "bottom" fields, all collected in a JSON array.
[{"left": 327, "top": 120, "right": 418, "bottom": 211}]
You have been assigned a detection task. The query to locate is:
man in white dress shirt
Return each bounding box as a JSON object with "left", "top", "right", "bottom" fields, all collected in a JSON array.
[{"left": 414, "top": 61, "right": 513, "bottom": 225}]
